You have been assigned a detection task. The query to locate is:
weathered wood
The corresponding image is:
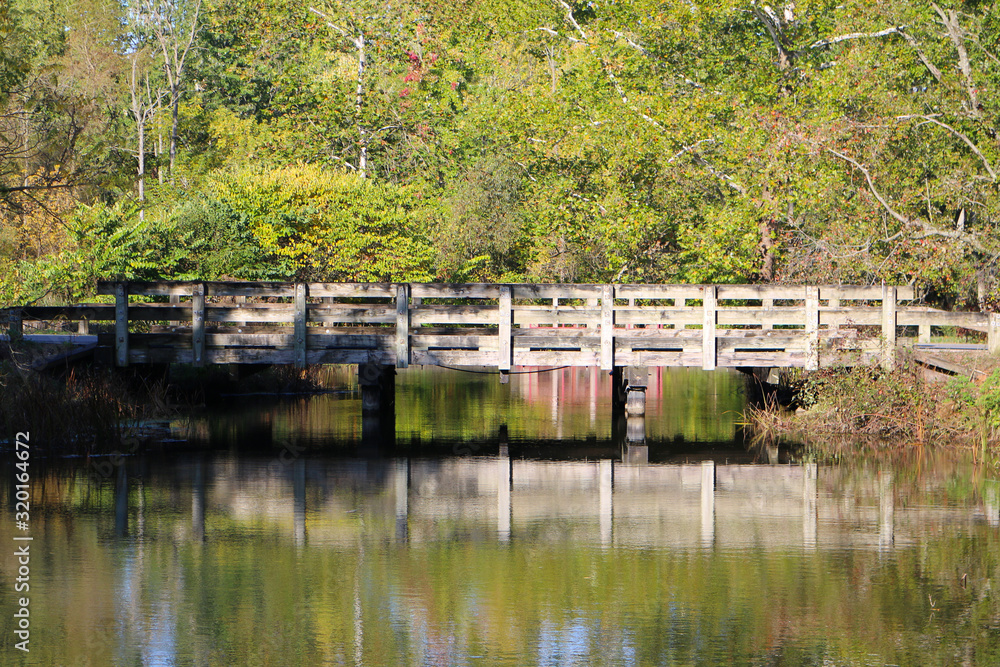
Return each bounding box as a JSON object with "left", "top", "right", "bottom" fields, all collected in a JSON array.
[
  {"left": 294, "top": 283, "right": 308, "bottom": 367},
  {"left": 499, "top": 286, "right": 512, "bottom": 371},
  {"left": 615, "top": 350, "right": 703, "bottom": 367},
  {"left": 896, "top": 310, "right": 987, "bottom": 328},
  {"left": 919, "top": 324, "right": 931, "bottom": 343},
  {"left": 616, "top": 284, "right": 708, "bottom": 301},
  {"left": 411, "top": 333, "right": 497, "bottom": 348},
  {"left": 192, "top": 283, "right": 206, "bottom": 367},
  {"left": 411, "top": 283, "right": 501, "bottom": 299},
  {"left": 990, "top": 313, "right": 1000, "bottom": 355},
  {"left": 819, "top": 285, "right": 915, "bottom": 301},
  {"left": 7, "top": 309, "right": 23, "bottom": 338},
  {"left": 411, "top": 350, "right": 498, "bottom": 366},
  {"left": 717, "top": 285, "right": 809, "bottom": 300},
  {"left": 115, "top": 283, "right": 128, "bottom": 367},
  {"left": 395, "top": 283, "right": 409, "bottom": 368},
  {"left": 702, "top": 286, "right": 717, "bottom": 371},
  {"left": 308, "top": 305, "right": 395, "bottom": 325},
  {"left": 881, "top": 285, "right": 897, "bottom": 369},
  {"left": 25, "top": 281, "right": 960, "bottom": 371},
  {"left": 512, "top": 284, "right": 604, "bottom": 299},
  {"left": 309, "top": 282, "right": 395, "bottom": 298},
  {"left": 805, "top": 286, "right": 820, "bottom": 370},
  {"left": 601, "top": 285, "right": 614, "bottom": 370},
  {"left": 412, "top": 305, "right": 499, "bottom": 326}
]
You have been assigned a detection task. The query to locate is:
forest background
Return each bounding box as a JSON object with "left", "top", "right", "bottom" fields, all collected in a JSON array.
[{"left": 3, "top": 0, "right": 1000, "bottom": 308}]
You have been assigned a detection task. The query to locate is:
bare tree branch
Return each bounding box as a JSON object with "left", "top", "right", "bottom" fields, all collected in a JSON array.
[
  {"left": 827, "top": 147, "right": 985, "bottom": 251},
  {"left": 932, "top": 2, "right": 979, "bottom": 115},
  {"left": 827, "top": 147, "right": 912, "bottom": 227},
  {"left": 555, "top": 0, "right": 587, "bottom": 41},
  {"left": 897, "top": 28, "right": 943, "bottom": 82},
  {"left": 897, "top": 114, "right": 996, "bottom": 181},
  {"left": 809, "top": 26, "right": 906, "bottom": 49}
]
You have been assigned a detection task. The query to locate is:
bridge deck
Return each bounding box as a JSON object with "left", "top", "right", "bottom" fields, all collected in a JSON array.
[{"left": 4, "top": 281, "right": 998, "bottom": 370}]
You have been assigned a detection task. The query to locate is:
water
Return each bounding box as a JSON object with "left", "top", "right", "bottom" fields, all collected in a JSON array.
[{"left": 2, "top": 368, "right": 1000, "bottom": 666}]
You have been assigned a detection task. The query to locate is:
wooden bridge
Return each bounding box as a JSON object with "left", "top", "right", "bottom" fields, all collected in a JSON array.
[{"left": 5, "top": 281, "right": 998, "bottom": 376}]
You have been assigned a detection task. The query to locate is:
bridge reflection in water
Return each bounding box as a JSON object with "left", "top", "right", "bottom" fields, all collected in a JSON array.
[{"left": 115, "top": 455, "right": 1000, "bottom": 553}]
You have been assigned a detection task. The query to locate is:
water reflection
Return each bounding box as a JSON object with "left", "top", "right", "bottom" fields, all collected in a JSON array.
[
  {"left": 2, "top": 366, "right": 1000, "bottom": 666},
  {"left": 187, "top": 366, "right": 748, "bottom": 451},
  {"left": 3, "top": 452, "right": 1000, "bottom": 666}
]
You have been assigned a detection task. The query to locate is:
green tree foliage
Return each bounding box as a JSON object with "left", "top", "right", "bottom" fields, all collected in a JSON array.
[{"left": 7, "top": 0, "right": 1000, "bottom": 304}]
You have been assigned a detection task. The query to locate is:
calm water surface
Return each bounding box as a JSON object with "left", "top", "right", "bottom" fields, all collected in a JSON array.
[{"left": 2, "top": 368, "right": 1000, "bottom": 666}]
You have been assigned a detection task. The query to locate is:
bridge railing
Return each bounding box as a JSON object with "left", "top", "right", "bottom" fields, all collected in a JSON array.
[{"left": 3, "top": 281, "right": 998, "bottom": 369}]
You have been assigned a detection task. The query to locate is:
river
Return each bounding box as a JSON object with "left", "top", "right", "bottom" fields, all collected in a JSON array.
[{"left": 2, "top": 367, "right": 999, "bottom": 665}]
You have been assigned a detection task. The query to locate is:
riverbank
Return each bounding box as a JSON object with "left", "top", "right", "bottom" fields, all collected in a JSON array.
[
  {"left": 747, "top": 355, "right": 1000, "bottom": 451},
  {"left": 0, "top": 348, "right": 352, "bottom": 453}
]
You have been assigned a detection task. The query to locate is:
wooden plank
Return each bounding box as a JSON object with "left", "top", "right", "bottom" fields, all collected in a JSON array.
[
  {"left": 598, "top": 310, "right": 701, "bottom": 326},
  {"left": 615, "top": 350, "right": 703, "bottom": 367},
  {"left": 517, "top": 335, "right": 600, "bottom": 348},
  {"left": 511, "top": 284, "right": 604, "bottom": 299},
  {"left": 601, "top": 285, "right": 614, "bottom": 370},
  {"left": 717, "top": 285, "right": 810, "bottom": 300},
  {"left": 819, "top": 310, "right": 881, "bottom": 327},
  {"left": 308, "top": 282, "right": 395, "bottom": 298},
  {"left": 412, "top": 350, "right": 500, "bottom": 366},
  {"left": 717, "top": 337, "right": 807, "bottom": 351},
  {"left": 718, "top": 352, "right": 805, "bottom": 367},
  {"left": 819, "top": 285, "right": 914, "bottom": 301},
  {"left": 919, "top": 324, "right": 931, "bottom": 343},
  {"left": 512, "top": 327, "right": 600, "bottom": 339},
  {"left": 514, "top": 350, "right": 601, "bottom": 366},
  {"left": 115, "top": 283, "right": 128, "bottom": 367},
  {"left": 204, "top": 333, "right": 294, "bottom": 347},
  {"left": 614, "top": 284, "right": 707, "bottom": 300},
  {"left": 499, "top": 286, "right": 512, "bottom": 371},
  {"left": 19, "top": 305, "right": 115, "bottom": 321},
  {"left": 192, "top": 283, "right": 206, "bottom": 367},
  {"left": 912, "top": 351, "right": 985, "bottom": 378},
  {"left": 294, "top": 283, "right": 307, "bottom": 368},
  {"left": 396, "top": 283, "right": 409, "bottom": 368},
  {"left": 990, "top": 313, "right": 1000, "bottom": 355},
  {"left": 411, "top": 283, "right": 502, "bottom": 299},
  {"left": 411, "top": 305, "right": 499, "bottom": 326},
  {"left": 308, "top": 349, "right": 393, "bottom": 365},
  {"left": 896, "top": 310, "right": 988, "bottom": 328},
  {"left": 307, "top": 305, "right": 395, "bottom": 325},
  {"left": 206, "top": 282, "right": 295, "bottom": 297},
  {"left": 702, "top": 286, "right": 717, "bottom": 370},
  {"left": 881, "top": 285, "right": 896, "bottom": 369},
  {"left": 805, "top": 286, "right": 819, "bottom": 370}
]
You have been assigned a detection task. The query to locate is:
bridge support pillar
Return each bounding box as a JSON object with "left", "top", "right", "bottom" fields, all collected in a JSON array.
[
  {"left": 359, "top": 363, "right": 395, "bottom": 413},
  {"left": 359, "top": 363, "right": 396, "bottom": 447}
]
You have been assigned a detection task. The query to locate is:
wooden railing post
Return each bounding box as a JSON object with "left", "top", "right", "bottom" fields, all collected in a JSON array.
[
  {"left": 294, "top": 282, "right": 307, "bottom": 368},
  {"left": 7, "top": 308, "right": 23, "bottom": 339},
  {"left": 702, "top": 286, "right": 717, "bottom": 371},
  {"left": 762, "top": 297, "right": 773, "bottom": 331},
  {"left": 115, "top": 282, "right": 128, "bottom": 367},
  {"left": 192, "top": 283, "right": 205, "bottom": 367},
  {"left": 498, "top": 286, "right": 512, "bottom": 374},
  {"left": 805, "top": 286, "right": 819, "bottom": 370},
  {"left": 395, "top": 283, "right": 409, "bottom": 368},
  {"left": 601, "top": 285, "right": 614, "bottom": 371},
  {"left": 989, "top": 313, "right": 1000, "bottom": 355},
  {"left": 881, "top": 285, "right": 897, "bottom": 369}
]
